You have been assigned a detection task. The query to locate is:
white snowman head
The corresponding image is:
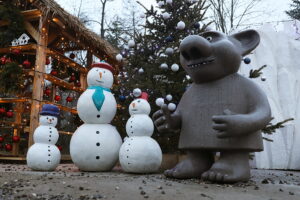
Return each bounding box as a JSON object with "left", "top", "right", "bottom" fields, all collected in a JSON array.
[
  {"left": 39, "top": 115, "right": 58, "bottom": 127},
  {"left": 87, "top": 63, "right": 115, "bottom": 89},
  {"left": 129, "top": 92, "right": 151, "bottom": 115}
]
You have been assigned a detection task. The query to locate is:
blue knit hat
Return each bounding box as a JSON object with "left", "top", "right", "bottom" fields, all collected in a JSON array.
[{"left": 40, "top": 104, "right": 60, "bottom": 117}]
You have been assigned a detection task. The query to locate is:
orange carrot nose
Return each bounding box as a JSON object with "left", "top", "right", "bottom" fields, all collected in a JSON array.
[
  {"left": 132, "top": 103, "right": 135, "bottom": 108},
  {"left": 99, "top": 72, "right": 102, "bottom": 79},
  {"left": 49, "top": 119, "right": 52, "bottom": 122}
]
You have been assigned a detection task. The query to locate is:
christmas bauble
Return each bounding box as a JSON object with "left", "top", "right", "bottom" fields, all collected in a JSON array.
[
  {"left": 46, "top": 57, "right": 51, "bottom": 65},
  {"left": 119, "top": 95, "right": 126, "bottom": 102},
  {"left": 66, "top": 96, "right": 73, "bottom": 102},
  {"left": 54, "top": 95, "right": 61, "bottom": 101},
  {"left": 138, "top": 68, "right": 144, "bottom": 74},
  {"left": 12, "top": 49, "right": 21, "bottom": 55},
  {"left": 160, "top": 63, "right": 168, "bottom": 70},
  {"left": 168, "top": 103, "right": 176, "bottom": 111},
  {"left": 116, "top": 54, "right": 123, "bottom": 62},
  {"left": 50, "top": 70, "right": 58, "bottom": 76},
  {"left": 133, "top": 88, "right": 142, "bottom": 97},
  {"left": 0, "top": 57, "right": 6, "bottom": 65},
  {"left": 165, "top": 36, "right": 173, "bottom": 42},
  {"left": 0, "top": 136, "right": 4, "bottom": 142},
  {"left": 177, "top": 21, "right": 186, "bottom": 30},
  {"left": 166, "top": 94, "right": 173, "bottom": 101},
  {"left": 0, "top": 108, "right": 6, "bottom": 115},
  {"left": 166, "top": 0, "right": 173, "bottom": 4},
  {"left": 165, "top": 48, "right": 174, "bottom": 56},
  {"left": 155, "top": 98, "right": 164, "bottom": 107},
  {"left": 194, "top": 22, "right": 200, "bottom": 29},
  {"left": 261, "top": 76, "right": 266, "bottom": 81},
  {"left": 22, "top": 60, "right": 31, "bottom": 69},
  {"left": 5, "top": 58, "right": 12, "bottom": 64},
  {"left": 12, "top": 136, "right": 20, "bottom": 143},
  {"left": 75, "top": 81, "right": 81, "bottom": 87},
  {"left": 44, "top": 88, "right": 51, "bottom": 96},
  {"left": 5, "top": 144, "right": 12, "bottom": 151},
  {"left": 70, "top": 53, "right": 76, "bottom": 59},
  {"left": 244, "top": 57, "right": 251, "bottom": 64},
  {"left": 128, "top": 40, "right": 135, "bottom": 48},
  {"left": 6, "top": 110, "right": 14, "bottom": 118},
  {"left": 171, "top": 63, "right": 179, "bottom": 72},
  {"left": 57, "top": 145, "right": 63, "bottom": 151},
  {"left": 162, "top": 12, "right": 171, "bottom": 20},
  {"left": 69, "top": 75, "right": 76, "bottom": 82}
]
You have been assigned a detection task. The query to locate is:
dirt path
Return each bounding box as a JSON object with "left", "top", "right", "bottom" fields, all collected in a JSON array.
[{"left": 0, "top": 164, "right": 299, "bottom": 200}]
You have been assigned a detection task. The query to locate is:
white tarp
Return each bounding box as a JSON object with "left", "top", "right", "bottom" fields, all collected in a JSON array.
[{"left": 239, "top": 21, "right": 300, "bottom": 169}]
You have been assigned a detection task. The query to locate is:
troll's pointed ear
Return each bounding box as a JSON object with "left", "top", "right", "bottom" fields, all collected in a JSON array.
[{"left": 230, "top": 29, "right": 260, "bottom": 56}]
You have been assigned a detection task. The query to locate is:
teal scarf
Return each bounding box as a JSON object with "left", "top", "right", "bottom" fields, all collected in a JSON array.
[{"left": 88, "top": 86, "right": 111, "bottom": 111}]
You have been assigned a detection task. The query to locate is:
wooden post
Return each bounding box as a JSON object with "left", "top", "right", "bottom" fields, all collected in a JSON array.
[
  {"left": 79, "top": 51, "right": 92, "bottom": 90},
  {"left": 12, "top": 102, "right": 24, "bottom": 156},
  {"left": 28, "top": 14, "right": 49, "bottom": 147}
]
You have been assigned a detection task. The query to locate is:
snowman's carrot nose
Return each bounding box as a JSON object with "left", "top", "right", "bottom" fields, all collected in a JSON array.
[
  {"left": 99, "top": 72, "right": 102, "bottom": 79},
  {"left": 132, "top": 103, "right": 135, "bottom": 108},
  {"left": 48, "top": 119, "right": 52, "bottom": 122}
]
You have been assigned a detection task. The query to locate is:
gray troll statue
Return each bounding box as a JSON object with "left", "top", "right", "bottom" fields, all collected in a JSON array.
[{"left": 153, "top": 29, "right": 271, "bottom": 183}]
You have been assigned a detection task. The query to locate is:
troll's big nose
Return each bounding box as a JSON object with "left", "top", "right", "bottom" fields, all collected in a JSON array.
[{"left": 179, "top": 35, "right": 212, "bottom": 61}]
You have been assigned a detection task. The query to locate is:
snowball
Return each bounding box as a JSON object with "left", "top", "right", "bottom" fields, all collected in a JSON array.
[
  {"left": 168, "top": 103, "right": 176, "bottom": 111},
  {"left": 116, "top": 54, "right": 123, "bottom": 62},
  {"left": 162, "top": 12, "right": 171, "bottom": 20},
  {"left": 177, "top": 21, "right": 186, "bottom": 30},
  {"left": 128, "top": 40, "right": 135, "bottom": 48},
  {"left": 165, "top": 47, "right": 174, "bottom": 56},
  {"left": 171, "top": 63, "right": 179, "bottom": 72},
  {"left": 166, "top": 94, "right": 173, "bottom": 101},
  {"left": 160, "top": 63, "right": 168, "bottom": 69},
  {"left": 133, "top": 88, "right": 142, "bottom": 97},
  {"left": 155, "top": 98, "right": 165, "bottom": 107}
]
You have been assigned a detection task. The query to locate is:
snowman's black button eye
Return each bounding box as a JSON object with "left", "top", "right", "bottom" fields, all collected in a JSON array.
[
  {"left": 52, "top": 118, "right": 54, "bottom": 120},
  {"left": 137, "top": 100, "right": 141, "bottom": 103},
  {"left": 104, "top": 71, "right": 106, "bottom": 73},
  {"left": 46, "top": 117, "right": 49, "bottom": 119},
  {"left": 206, "top": 36, "right": 213, "bottom": 41}
]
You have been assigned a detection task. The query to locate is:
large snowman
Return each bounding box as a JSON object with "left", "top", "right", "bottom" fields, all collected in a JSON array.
[
  {"left": 119, "top": 91, "right": 162, "bottom": 173},
  {"left": 70, "top": 62, "right": 122, "bottom": 171},
  {"left": 27, "top": 104, "right": 61, "bottom": 171}
]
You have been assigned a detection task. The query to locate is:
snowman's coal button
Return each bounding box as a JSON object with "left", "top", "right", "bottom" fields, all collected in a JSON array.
[
  {"left": 49, "top": 127, "right": 52, "bottom": 129},
  {"left": 49, "top": 135, "right": 51, "bottom": 137},
  {"left": 97, "top": 115, "right": 100, "bottom": 118},
  {"left": 48, "top": 146, "right": 50, "bottom": 148},
  {"left": 96, "top": 156, "right": 100, "bottom": 160},
  {"left": 48, "top": 160, "right": 50, "bottom": 162},
  {"left": 48, "top": 150, "right": 50, "bottom": 152},
  {"left": 48, "top": 154, "right": 50, "bottom": 156},
  {"left": 50, "top": 131, "right": 52, "bottom": 133},
  {"left": 96, "top": 131, "right": 100, "bottom": 134},
  {"left": 96, "top": 143, "right": 100, "bottom": 146},
  {"left": 49, "top": 140, "right": 51, "bottom": 142}
]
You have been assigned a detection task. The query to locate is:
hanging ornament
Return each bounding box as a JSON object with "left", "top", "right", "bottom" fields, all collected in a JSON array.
[
  {"left": 162, "top": 12, "right": 171, "bottom": 20},
  {"left": 5, "top": 58, "right": 12, "bottom": 64},
  {"left": 46, "top": 57, "right": 51, "bottom": 65},
  {"left": 69, "top": 73, "right": 76, "bottom": 82},
  {"left": 66, "top": 96, "right": 73, "bottom": 103},
  {"left": 12, "top": 136, "right": 20, "bottom": 143},
  {"left": 116, "top": 54, "right": 123, "bottom": 62},
  {"left": 168, "top": 103, "right": 177, "bottom": 111},
  {"left": 22, "top": 60, "right": 31, "bottom": 69},
  {"left": 50, "top": 69, "right": 58, "bottom": 76},
  {"left": 194, "top": 22, "right": 200, "bottom": 29},
  {"left": 243, "top": 57, "right": 251, "bottom": 64},
  {"left": 0, "top": 108, "right": 6, "bottom": 115},
  {"left": 119, "top": 95, "right": 126, "bottom": 102},
  {"left": 166, "top": 94, "right": 173, "bottom": 101},
  {"left": 75, "top": 80, "right": 81, "bottom": 87},
  {"left": 177, "top": 21, "right": 186, "bottom": 30},
  {"left": 158, "top": 1, "right": 164, "bottom": 7},
  {"left": 0, "top": 56, "right": 6, "bottom": 65},
  {"left": 54, "top": 95, "right": 61, "bottom": 101},
  {"left": 44, "top": 87, "right": 51, "bottom": 96},
  {"left": 12, "top": 49, "right": 21, "bottom": 55},
  {"left": 0, "top": 136, "right": 4, "bottom": 142},
  {"left": 165, "top": 48, "right": 174, "bottom": 56},
  {"left": 166, "top": 0, "right": 173, "bottom": 4},
  {"left": 70, "top": 53, "right": 76, "bottom": 59},
  {"left": 155, "top": 98, "right": 165, "bottom": 107},
  {"left": 57, "top": 145, "right": 63, "bottom": 151},
  {"left": 128, "top": 40, "right": 135, "bottom": 48},
  {"left": 5, "top": 144, "right": 12, "bottom": 151},
  {"left": 261, "top": 76, "right": 266, "bottom": 81},
  {"left": 138, "top": 68, "right": 144, "bottom": 74},
  {"left": 6, "top": 110, "right": 14, "bottom": 118},
  {"left": 171, "top": 63, "right": 180, "bottom": 72},
  {"left": 133, "top": 88, "right": 142, "bottom": 97},
  {"left": 165, "top": 36, "right": 174, "bottom": 42},
  {"left": 160, "top": 63, "right": 168, "bottom": 70}
]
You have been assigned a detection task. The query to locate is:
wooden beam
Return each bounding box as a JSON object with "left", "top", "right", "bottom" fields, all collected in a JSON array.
[
  {"left": 44, "top": 74, "right": 84, "bottom": 93},
  {"left": 24, "top": 21, "right": 39, "bottom": 42},
  {"left": 0, "top": 20, "right": 10, "bottom": 27},
  {"left": 12, "top": 102, "right": 24, "bottom": 156},
  {"left": 0, "top": 44, "right": 37, "bottom": 54},
  {"left": 29, "top": 13, "right": 49, "bottom": 147},
  {"left": 22, "top": 9, "right": 41, "bottom": 21}
]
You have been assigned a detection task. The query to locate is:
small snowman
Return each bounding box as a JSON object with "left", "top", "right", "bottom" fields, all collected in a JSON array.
[
  {"left": 119, "top": 91, "right": 162, "bottom": 173},
  {"left": 70, "top": 62, "right": 122, "bottom": 171},
  {"left": 27, "top": 104, "right": 61, "bottom": 171}
]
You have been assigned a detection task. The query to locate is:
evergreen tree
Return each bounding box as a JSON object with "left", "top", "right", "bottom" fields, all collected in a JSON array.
[
  {"left": 112, "top": 0, "right": 210, "bottom": 153},
  {"left": 286, "top": 0, "right": 300, "bottom": 20}
]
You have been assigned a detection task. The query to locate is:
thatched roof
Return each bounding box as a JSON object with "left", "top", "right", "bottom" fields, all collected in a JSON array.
[{"left": 29, "top": 0, "right": 119, "bottom": 66}]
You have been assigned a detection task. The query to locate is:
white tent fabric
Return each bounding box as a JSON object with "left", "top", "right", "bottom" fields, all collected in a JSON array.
[{"left": 239, "top": 21, "right": 300, "bottom": 169}]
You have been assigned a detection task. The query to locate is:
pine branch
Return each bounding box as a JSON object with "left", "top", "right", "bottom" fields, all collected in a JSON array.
[
  {"left": 249, "top": 64, "right": 267, "bottom": 78},
  {"left": 262, "top": 118, "right": 294, "bottom": 135}
]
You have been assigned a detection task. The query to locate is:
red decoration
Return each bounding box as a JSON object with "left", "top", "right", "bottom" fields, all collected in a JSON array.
[
  {"left": 46, "top": 57, "right": 51, "bottom": 65},
  {"left": 6, "top": 110, "right": 14, "bottom": 118},
  {"left": 66, "top": 96, "right": 73, "bottom": 103},
  {"left": 12, "top": 49, "right": 21, "bottom": 55},
  {"left": 0, "top": 136, "right": 4, "bottom": 142},
  {"left": 12, "top": 136, "right": 20, "bottom": 143},
  {"left": 69, "top": 73, "right": 76, "bottom": 82},
  {"left": 57, "top": 145, "right": 63, "bottom": 151},
  {"left": 69, "top": 53, "right": 75, "bottom": 59},
  {"left": 50, "top": 70, "right": 58, "bottom": 76},
  {"left": 5, "top": 144, "right": 12, "bottom": 151},
  {"left": 75, "top": 81, "right": 81, "bottom": 87},
  {"left": 54, "top": 95, "right": 61, "bottom": 101},
  {"left": 0, "top": 57, "right": 6, "bottom": 65},
  {"left": 0, "top": 108, "right": 6, "bottom": 115},
  {"left": 5, "top": 58, "right": 12, "bottom": 64},
  {"left": 22, "top": 60, "right": 31, "bottom": 69},
  {"left": 44, "top": 88, "right": 51, "bottom": 96}
]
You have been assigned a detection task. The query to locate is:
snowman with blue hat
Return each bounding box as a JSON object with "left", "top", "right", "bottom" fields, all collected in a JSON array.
[
  {"left": 27, "top": 104, "right": 61, "bottom": 171},
  {"left": 70, "top": 62, "right": 122, "bottom": 171}
]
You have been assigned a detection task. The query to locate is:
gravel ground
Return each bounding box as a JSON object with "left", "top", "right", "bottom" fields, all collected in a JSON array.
[{"left": 0, "top": 164, "right": 299, "bottom": 200}]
